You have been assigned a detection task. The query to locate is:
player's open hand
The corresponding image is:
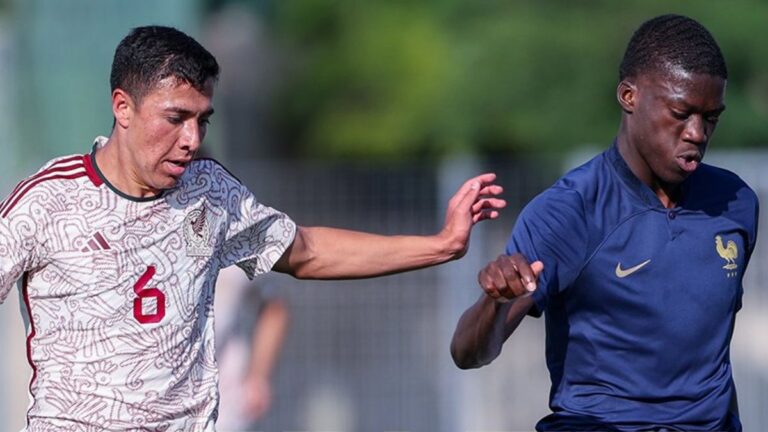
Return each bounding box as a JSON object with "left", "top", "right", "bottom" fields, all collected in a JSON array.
[
  {"left": 479, "top": 254, "right": 544, "bottom": 302},
  {"left": 439, "top": 173, "right": 505, "bottom": 259}
]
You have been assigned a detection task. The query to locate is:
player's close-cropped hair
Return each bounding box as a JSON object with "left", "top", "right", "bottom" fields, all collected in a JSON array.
[
  {"left": 110, "top": 25, "right": 220, "bottom": 103},
  {"left": 619, "top": 14, "right": 727, "bottom": 81}
]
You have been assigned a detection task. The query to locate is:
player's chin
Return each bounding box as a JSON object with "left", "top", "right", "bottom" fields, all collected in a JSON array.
[
  {"left": 665, "top": 167, "right": 694, "bottom": 185},
  {"left": 154, "top": 175, "right": 181, "bottom": 191}
]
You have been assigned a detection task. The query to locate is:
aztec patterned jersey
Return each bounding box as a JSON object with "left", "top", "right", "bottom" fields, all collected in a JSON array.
[{"left": 0, "top": 137, "right": 296, "bottom": 431}]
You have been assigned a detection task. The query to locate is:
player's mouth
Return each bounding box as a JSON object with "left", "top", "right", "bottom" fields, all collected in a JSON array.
[
  {"left": 164, "top": 159, "right": 190, "bottom": 177},
  {"left": 676, "top": 151, "right": 702, "bottom": 174}
]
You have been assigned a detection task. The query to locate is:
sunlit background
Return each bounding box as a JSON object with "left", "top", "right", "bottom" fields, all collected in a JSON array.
[{"left": 1, "top": 1, "right": 767, "bottom": 431}]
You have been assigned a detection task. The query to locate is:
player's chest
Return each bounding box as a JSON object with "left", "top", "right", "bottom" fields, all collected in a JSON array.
[
  {"left": 30, "top": 198, "right": 227, "bottom": 326},
  {"left": 577, "top": 210, "right": 747, "bottom": 313},
  {"left": 50, "top": 197, "right": 223, "bottom": 257}
]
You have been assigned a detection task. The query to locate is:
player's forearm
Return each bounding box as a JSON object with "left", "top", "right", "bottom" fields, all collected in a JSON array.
[
  {"left": 450, "top": 294, "right": 532, "bottom": 369},
  {"left": 451, "top": 295, "right": 509, "bottom": 369},
  {"left": 283, "top": 226, "right": 462, "bottom": 280}
]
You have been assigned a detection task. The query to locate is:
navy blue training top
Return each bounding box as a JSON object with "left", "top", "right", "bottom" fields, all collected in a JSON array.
[{"left": 506, "top": 143, "right": 759, "bottom": 431}]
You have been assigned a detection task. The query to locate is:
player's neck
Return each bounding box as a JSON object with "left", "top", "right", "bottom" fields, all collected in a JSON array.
[
  {"left": 94, "top": 135, "right": 162, "bottom": 199},
  {"left": 616, "top": 134, "right": 681, "bottom": 209}
]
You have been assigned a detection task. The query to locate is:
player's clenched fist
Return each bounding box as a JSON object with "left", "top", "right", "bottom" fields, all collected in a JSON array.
[{"left": 478, "top": 254, "right": 544, "bottom": 302}]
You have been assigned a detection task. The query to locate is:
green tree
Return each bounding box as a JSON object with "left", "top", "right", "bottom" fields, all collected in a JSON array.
[{"left": 219, "top": 0, "right": 768, "bottom": 159}]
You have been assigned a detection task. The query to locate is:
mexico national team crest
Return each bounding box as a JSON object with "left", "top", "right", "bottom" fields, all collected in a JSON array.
[
  {"left": 184, "top": 204, "right": 214, "bottom": 257},
  {"left": 714, "top": 235, "right": 739, "bottom": 278}
]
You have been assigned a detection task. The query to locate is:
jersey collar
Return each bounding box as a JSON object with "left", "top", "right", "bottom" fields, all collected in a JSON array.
[{"left": 89, "top": 136, "right": 167, "bottom": 203}]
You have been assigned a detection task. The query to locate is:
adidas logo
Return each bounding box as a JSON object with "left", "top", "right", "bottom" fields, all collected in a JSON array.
[{"left": 81, "top": 232, "right": 111, "bottom": 252}]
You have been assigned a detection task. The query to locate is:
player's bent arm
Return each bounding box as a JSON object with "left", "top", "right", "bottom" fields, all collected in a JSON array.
[
  {"left": 450, "top": 294, "right": 534, "bottom": 369},
  {"left": 450, "top": 254, "right": 542, "bottom": 369},
  {"left": 273, "top": 225, "right": 464, "bottom": 279}
]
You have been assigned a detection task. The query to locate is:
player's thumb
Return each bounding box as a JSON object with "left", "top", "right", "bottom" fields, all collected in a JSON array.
[{"left": 531, "top": 261, "right": 544, "bottom": 279}]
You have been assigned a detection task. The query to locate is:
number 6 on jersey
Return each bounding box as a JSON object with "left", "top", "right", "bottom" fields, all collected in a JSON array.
[{"left": 133, "top": 265, "right": 166, "bottom": 324}]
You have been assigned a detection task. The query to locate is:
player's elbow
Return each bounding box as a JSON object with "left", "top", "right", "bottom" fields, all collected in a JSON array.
[
  {"left": 278, "top": 227, "right": 323, "bottom": 279},
  {"left": 450, "top": 339, "right": 489, "bottom": 370},
  {"left": 451, "top": 348, "right": 477, "bottom": 370}
]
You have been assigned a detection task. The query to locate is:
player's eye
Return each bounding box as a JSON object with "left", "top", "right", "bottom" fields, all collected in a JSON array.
[
  {"left": 670, "top": 110, "right": 689, "bottom": 121},
  {"left": 705, "top": 111, "right": 722, "bottom": 124},
  {"left": 167, "top": 116, "right": 183, "bottom": 125}
]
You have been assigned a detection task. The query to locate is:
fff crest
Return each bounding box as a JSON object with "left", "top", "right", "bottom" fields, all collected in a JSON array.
[{"left": 714, "top": 235, "right": 738, "bottom": 278}]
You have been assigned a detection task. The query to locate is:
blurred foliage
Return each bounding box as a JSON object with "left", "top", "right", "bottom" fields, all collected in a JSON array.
[{"left": 213, "top": 0, "right": 768, "bottom": 159}]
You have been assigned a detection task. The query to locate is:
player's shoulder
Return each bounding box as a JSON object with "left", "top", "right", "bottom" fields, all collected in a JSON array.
[
  {"left": 692, "top": 163, "right": 759, "bottom": 227},
  {"left": 695, "top": 163, "right": 756, "bottom": 199},
  {"left": 516, "top": 149, "right": 621, "bottom": 233},
  {"left": 173, "top": 158, "right": 251, "bottom": 206},
  {"left": 525, "top": 152, "right": 609, "bottom": 213},
  {"left": 0, "top": 153, "right": 90, "bottom": 219},
  {"left": 185, "top": 158, "right": 244, "bottom": 185}
]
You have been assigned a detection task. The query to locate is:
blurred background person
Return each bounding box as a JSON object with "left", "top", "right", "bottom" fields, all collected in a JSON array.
[{"left": 214, "top": 268, "right": 289, "bottom": 430}]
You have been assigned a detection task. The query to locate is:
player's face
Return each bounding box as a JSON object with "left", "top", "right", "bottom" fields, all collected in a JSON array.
[
  {"left": 125, "top": 77, "right": 215, "bottom": 194},
  {"left": 621, "top": 66, "right": 726, "bottom": 187}
]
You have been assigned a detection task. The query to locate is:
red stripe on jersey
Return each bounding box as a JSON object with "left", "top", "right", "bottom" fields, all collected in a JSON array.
[
  {"left": 82, "top": 153, "right": 104, "bottom": 187},
  {"left": 21, "top": 273, "right": 39, "bottom": 426},
  {"left": 0, "top": 156, "right": 86, "bottom": 216},
  {"left": 94, "top": 232, "right": 111, "bottom": 250},
  {"left": 1, "top": 171, "right": 87, "bottom": 218}
]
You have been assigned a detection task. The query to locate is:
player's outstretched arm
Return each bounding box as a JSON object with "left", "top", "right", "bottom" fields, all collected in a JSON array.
[
  {"left": 450, "top": 254, "right": 543, "bottom": 369},
  {"left": 272, "top": 173, "right": 505, "bottom": 279}
]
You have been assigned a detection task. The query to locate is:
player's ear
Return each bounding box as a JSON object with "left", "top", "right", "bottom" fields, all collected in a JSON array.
[
  {"left": 617, "top": 80, "right": 636, "bottom": 113},
  {"left": 112, "top": 89, "right": 134, "bottom": 129}
]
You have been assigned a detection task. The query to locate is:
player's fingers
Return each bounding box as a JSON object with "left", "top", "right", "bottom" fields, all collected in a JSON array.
[
  {"left": 471, "top": 198, "right": 506, "bottom": 214},
  {"left": 478, "top": 270, "right": 499, "bottom": 300},
  {"left": 472, "top": 209, "right": 500, "bottom": 223},
  {"left": 456, "top": 173, "right": 496, "bottom": 198},
  {"left": 478, "top": 184, "right": 504, "bottom": 197},
  {"left": 531, "top": 260, "right": 544, "bottom": 277},
  {"left": 494, "top": 255, "right": 529, "bottom": 298},
  {"left": 449, "top": 173, "right": 499, "bottom": 213},
  {"left": 470, "top": 172, "right": 497, "bottom": 187},
  {"left": 510, "top": 254, "right": 538, "bottom": 293},
  {"left": 478, "top": 263, "right": 506, "bottom": 301},
  {"left": 452, "top": 182, "right": 482, "bottom": 216}
]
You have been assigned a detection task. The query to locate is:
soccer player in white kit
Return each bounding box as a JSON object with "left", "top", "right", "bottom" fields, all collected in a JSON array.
[{"left": 0, "top": 26, "right": 506, "bottom": 431}]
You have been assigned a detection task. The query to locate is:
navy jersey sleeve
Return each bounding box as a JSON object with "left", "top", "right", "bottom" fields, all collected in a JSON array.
[
  {"left": 743, "top": 188, "right": 759, "bottom": 260},
  {"left": 505, "top": 186, "right": 589, "bottom": 317}
]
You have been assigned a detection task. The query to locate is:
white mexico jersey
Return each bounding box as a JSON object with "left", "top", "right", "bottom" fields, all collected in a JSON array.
[{"left": 0, "top": 138, "right": 296, "bottom": 431}]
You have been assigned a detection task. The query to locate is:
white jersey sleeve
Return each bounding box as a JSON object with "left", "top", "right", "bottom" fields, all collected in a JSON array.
[
  {"left": 0, "top": 157, "right": 69, "bottom": 303},
  {"left": 211, "top": 161, "right": 296, "bottom": 279},
  {"left": 0, "top": 195, "right": 42, "bottom": 304}
]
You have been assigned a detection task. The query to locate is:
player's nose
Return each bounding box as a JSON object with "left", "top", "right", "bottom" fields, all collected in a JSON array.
[{"left": 179, "top": 120, "right": 203, "bottom": 152}]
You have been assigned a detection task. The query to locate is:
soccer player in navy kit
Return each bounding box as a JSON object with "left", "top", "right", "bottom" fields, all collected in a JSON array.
[{"left": 451, "top": 14, "right": 758, "bottom": 432}]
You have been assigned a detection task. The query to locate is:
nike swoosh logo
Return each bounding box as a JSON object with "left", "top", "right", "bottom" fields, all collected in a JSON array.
[{"left": 615, "top": 259, "right": 651, "bottom": 278}]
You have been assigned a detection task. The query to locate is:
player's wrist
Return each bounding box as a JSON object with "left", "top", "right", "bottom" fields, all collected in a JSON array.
[{"left": 435, "top": 229, "right": 467, "bottom": 261}]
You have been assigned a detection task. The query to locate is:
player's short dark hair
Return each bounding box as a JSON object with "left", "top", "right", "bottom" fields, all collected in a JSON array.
[
  {"left": 619, "top": 14, "right": 727, "bottom": 81},
  {"left": 110, "top": 26, "right": 220, "bottom": 103}
]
